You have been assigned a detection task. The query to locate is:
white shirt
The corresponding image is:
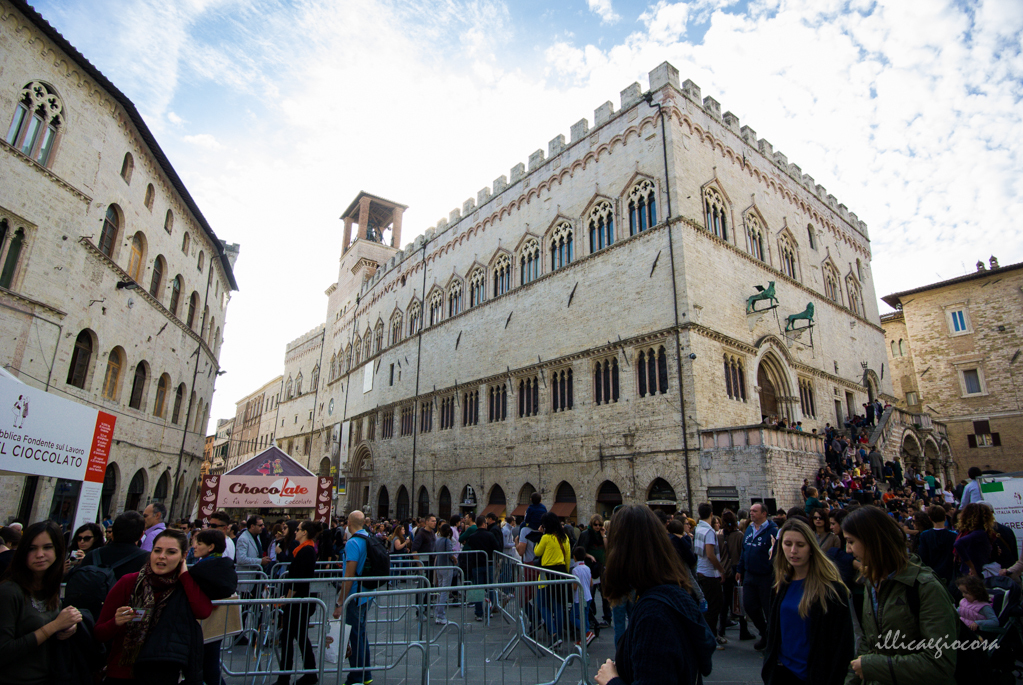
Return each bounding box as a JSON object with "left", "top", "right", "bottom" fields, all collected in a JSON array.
[
  {"left": 572, "top": 561, "right": 593, "bottom": 604},
  {"left": 694, "top": 520, "right": 720, "bottom": 577},
  {"left": 962, "top": 479, "right": 983, "bottom": 506},
  {"left": 224, "top": 536, "right": 236, "bottom": 560},
  {"left": 518, "top": 527, "right": 537, "bottom": 563}
]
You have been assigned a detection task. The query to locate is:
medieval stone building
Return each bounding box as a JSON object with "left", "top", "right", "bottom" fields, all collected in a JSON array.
[{"left": 0, "top": 0, "right": 238, "bottom": 523}]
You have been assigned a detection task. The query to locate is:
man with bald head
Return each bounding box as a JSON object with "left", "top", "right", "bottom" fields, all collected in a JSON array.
[
  {"left": 735, "top": 502, "right": 778, "bottom": 651},
  {"left": 333, "top": 510, "right": 373, "bottom": 685}
]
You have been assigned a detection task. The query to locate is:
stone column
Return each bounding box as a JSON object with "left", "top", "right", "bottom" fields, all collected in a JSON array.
[
  {"left": 357, "top": 197, "right": 371, "bottom": 242},
  {"left": 391, "top": 207, "right": 403, "bottom": 247},
  {"left": 343, "top": 217, "right": 354, "bottom": 251}
]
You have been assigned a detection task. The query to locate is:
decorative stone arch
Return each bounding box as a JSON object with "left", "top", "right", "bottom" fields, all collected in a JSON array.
[
  {"left": 923, "top": 438, "right": 940, "bottom": 475},
  {"left": 901, "top": 431, "right": 923, "bottom": 473},
  {"left": 318, "top": 456, "right": 331, "bottom": 477},
  {"left": 580, "top": 193, "right": 617, "bottom": 255},
  {"left": 396, "top": 485, "right": 410, "bottom": 520},
  {"left": 700, "top": 176, "right": 734, "bottom": 243},
  {"left": 377, "top": 485, "right": 389, "bottom": 520},
  {"left": 125, "top": 467, "right": 148, "bottom": 512},
  {"left": 595, "top": 480, "right": 623, "bottom": 520},
  {"left": 821, "top": 255, "right": 843, "bottom": 305},
  {"left": 741, "top": 204, "right": 770, "bottom": 263},
  {"left": 647, "top": 477, "right": 678, "bottom": 513},
  {"left": 517, "top": 482, "right": 537, "bottom": 507},
  {"left": 426, "top": 285, "right": 445, "bottom": 325},
  {"left": 862, "top": 369, "right": 881, "bottom": 404},
  {"left": 348, "top": 444, "right": 374, "bottom": 513},
  {"left": 775, "top": 224, "right": 801, "bottom": 281},
  {"left": 153, "top": 470, "right": 171, "bottom": 504},
  {"left": 488, "top": 249, "right": 514, "bottom": 297},
  {"left": 417, "top": 485, "right": 430, "bottom": 518},
  {"left": 101, "top": 461, "right": 121, "bottom": 518},
  {"left": 438, "top": 485, "right": 452, "bottom": 521},
  {"left": 752, "top": 339, "right": 797, "bottom": 421}
]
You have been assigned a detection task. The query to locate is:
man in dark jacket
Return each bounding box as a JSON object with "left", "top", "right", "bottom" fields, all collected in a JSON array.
[
  {"left": 462, "top": 515, "right": 500, "bottom": 620},
  {"left": 917, "top": 505, "right": 957, "bottom": 584},
  {"left": 80, "top": 510, "right": 148, "bottom": 578},
  {"left": 735, "top": 502, "right": 777, "bottom": 651}
]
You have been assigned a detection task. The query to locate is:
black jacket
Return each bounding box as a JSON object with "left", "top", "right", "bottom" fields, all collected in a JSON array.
[
  {"left": 762, "top": 579, "right": 854, "bottom": 685},
  {"left": 189, "top": 555, "right": 238, "bottom": 600},
  {"left": 613, "top": 584, "right": 716, "bottom": 684},
  {"left": 917, "top": 528, "right": 957, "bottom": 582},
  {"left": 461, "top": 529, "right": 500, "bottom": 573},
  {"left": 80, "top": 543, "right": 148, "bottom": 579},
  {"left": 134, "top": 584, "right": 204, "bottom": 685}
]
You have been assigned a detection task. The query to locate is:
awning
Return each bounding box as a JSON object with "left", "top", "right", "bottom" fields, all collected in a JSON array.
[
  {"left": 511, "top": 504, "right": 528, "bottom": 518},
  {"left": 550, "top": 502, "right": 577, "bottom": 519},
  {"left": 481, "top": 504, "right": 506, "bottom": 519}
]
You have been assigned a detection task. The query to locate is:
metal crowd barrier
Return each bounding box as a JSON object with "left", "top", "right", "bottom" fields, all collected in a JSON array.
[{"left": 216, "top": 554, "right": 592, "bottom": 684}]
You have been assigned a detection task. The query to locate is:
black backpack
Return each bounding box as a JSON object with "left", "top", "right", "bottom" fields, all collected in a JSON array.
[
  {"left": 64, "top": 549, "right": 143, "bottom": 622},
  {"left": 355, "top": 532, "right": 390, "bottom": 589}
]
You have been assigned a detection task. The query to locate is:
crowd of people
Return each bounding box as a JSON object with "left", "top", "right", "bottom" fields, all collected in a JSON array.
[{"left": 0, "top": 461, "right": 1020, "bottom": 685}]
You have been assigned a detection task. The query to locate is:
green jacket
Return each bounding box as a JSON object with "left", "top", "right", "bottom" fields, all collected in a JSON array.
[{"left": 846, "top": 557, "right": 957, "bottom": 685}]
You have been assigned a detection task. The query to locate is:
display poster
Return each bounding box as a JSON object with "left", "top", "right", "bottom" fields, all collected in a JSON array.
[{"left": 981, "top": 477, "right": 1023, "bottom": 558}]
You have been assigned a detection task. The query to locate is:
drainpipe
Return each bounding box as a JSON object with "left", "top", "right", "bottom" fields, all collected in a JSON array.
[
  {"left": 409, "top": 238, "right": 429, "bottom": 517},
  {"left": 644, "top": 91, "right": 693, "bottom": 511}
]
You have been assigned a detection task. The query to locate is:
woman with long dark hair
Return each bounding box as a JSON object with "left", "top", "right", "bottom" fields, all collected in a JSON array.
[
  {"left": 95, "top": 527, "right": 212, "bottom": 684},
  {"left": 954, "top": 503, "right": 996, "bottom": 577},
  {"left": 761, "top": 519, "right": 853, "bottom": 684},
  {"left": 842, "top": 506, "right": 957, "bottom": 683},
  {"left": 595, "top": 505, "right": 715, "bottom": 685},
  {"left": 0, "top": 521, "right": 83, "bottom": 685},
  {"left": 275, "top": 520, "right": 299, "bottom": 565},
  {"left": 275, "top": 520, "right": 321, "bottom": 685},
  {"left": 719, "top": 510, "right": 753, "bottom": 641},
  {"left": 534, "top": 511, "right": 572, "bottom": 649},
  {"left": 66, "top": 522, "right": 104, "bottom": 571},
  {"left": 810, "top": 510, "right": 839, "bottom": 553},
  {"left": 189, "top": 529, "right": 237, "bottom": 685}
]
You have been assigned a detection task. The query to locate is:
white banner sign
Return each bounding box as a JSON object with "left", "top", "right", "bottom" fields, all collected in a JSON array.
[{"left": 981, "top": 478, "right": 1023, "bottom": 559}]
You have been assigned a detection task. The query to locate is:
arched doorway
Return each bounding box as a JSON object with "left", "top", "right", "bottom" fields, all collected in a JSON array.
[
  {"left": 377, "top": 486, "right": 389, "bottom": 520},
  {"left": 348, "top": 445, "right": 373, "bottom": 513},
  {"left": 646, "top": 477, "right": 677, "bottom": 514},
  {"left": 459, "top": 484, "right": 478, "bottom": 517},
  {"left": 153, "top": 471, "right": 170, "bottom": 504},
  {"left": 756, "top": 351, "right": 793, "bottom": 421},
  {"left": 901, "top": 432, "right": 923, "bottom": 476},
  {"left": 512, "top": 482, "right": 537, "bottom": 520},
  {"left": 396, "top": 486, "right": 410, "bottom": 520},
  {"left": 417, "top": 486, "right": 430, "bottom": 518},
  {"left": 595, "top": 481, "right": 622, "bottom": 520},
  {"left": 484, "top": 484, "right": 507, "bottom": 519},
  {"left": 438, "top": 486, "right": 452, "bottom": 521},
  {"left": 553, "top": 481, "right": 577, "bottom": 524},
  {"left": 125, "top": 468, "right": 146, "bottom": 511},
  {"left": 101, "top": 463, "right": 120, "bottom": 519},
  {"left": 318, "top": 457, "right": 331, "bottom": 477}
]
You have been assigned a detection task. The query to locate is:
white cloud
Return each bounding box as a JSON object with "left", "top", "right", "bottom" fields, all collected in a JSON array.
[
  {"left": 182, "top": 134, "right": 225, "bottom": 150},
  {"left": 167, "top": 111, "right": 184, "bottom": 125},
  {"left": 587, "top": 0, "right": 621, "bottom": 25}
]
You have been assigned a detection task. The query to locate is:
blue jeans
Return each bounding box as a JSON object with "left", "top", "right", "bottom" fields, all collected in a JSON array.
[
  {"left": 612, "top": 598, "right": 634, "bottom": 647},
  {"left": 345, "top": 600, "right": 372, "bottom": 685},
  {"left": 472, "top": 566, "right": 496, "bottom": 618},
  {"left": 570, "top": 600, "right": 589, "bottom": 637},
  {"left": 538, "top": 584, "right": 566, "bottom": 641}
]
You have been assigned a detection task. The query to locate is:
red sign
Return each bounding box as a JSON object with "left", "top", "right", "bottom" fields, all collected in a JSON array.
[{"left": 84, "top": 411, "right": 116, "bottom": 483}]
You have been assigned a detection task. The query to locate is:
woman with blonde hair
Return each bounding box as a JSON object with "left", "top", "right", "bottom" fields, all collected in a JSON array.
[{"left": 761, "top": 518, "right": 853, "bottom": 684}]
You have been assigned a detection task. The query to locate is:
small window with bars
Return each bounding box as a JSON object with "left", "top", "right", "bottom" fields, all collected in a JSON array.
[
  {"left": 463, "top": 390, "right": 480, "bottom": 426},
  {"left": 519, "top": 376, "right": 540, "bottom": 417},
  {"left": 420, "top": 401, "right": 433, "bottom": 433},
  {"left": 637, "top": 346, "right": 669, "bottom": 398},
  {"left": 724, "top": 355, "right": 747, "bottom": 402},
  {"left": 551, "top": 368, "right": 573, "bottom": 412},
  {"left": 440, "top": 396, "right": 456, "bottom": 430},
  {"left": 382, "top": 411, "right": 394, "bottom": 439},
  {"left": 488, "top": 384, "right": 508, "bottom": 422},
  {"left": 594, "top": 358, "right": 620, "bottom": 405},
  {"left": 400, "top": 405, "right": 414, "bottom": 437}
]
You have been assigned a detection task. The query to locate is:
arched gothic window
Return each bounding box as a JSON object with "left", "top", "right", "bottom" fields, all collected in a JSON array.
[
  {"left": 128, "top": 233, "right": 146, "bottom": 282},
  {"left": 723, "top": 355, "right": 747, "bottom": 401},
  {"left": 310, "top": 365, "right": 319, "bottom": 392},
  {"left": 120, "top": 153, "right": 134, "bottom": 184},
  {"left": 799, "top": 378, "right": 816, "bottom": 418},
  {"left": 344, "top": 344, "right": 353, "bottom": 372},
  {"left": 181, "top": 231, "right": 190, "bottom": 255},
  {"left": 807, "top": 224, "right": 816, "bottom": 250},
  {"left": 703, "top": 187, "right": 727, "bottom": 239},
  {"left": 66, "top": 330, "right": 93, "bottom": 389},
  {"left": 779, "top": 234, "right": 798, "bottom": 280},
  {"left": 429, "top": 290, "right": 443, "bottom": 325},
  {"left": 594, "top": 358, "right": 619, "bottom": 405},
  {"left": 448, "top": 281, "right": 463, "bottom": 317},
  {"left": 744, "top": 213, "right": 765, "bottom": 262},
  {"left": 197, "top": 250, "right": 205, "bottom": 272},
  {"left": 468, "top": 269, "right": 486, "bottom": 307},
  {"left": 390, "top": 314, "right": 403, "bottom": 345},
  {"left": 330, "top": 354, "right": 338, "bottom": 381},
  {"left": 518, "top": 376, "right": 539, "bottom": 417},
  {"left": 296, "top": 373, "right": 304, "bottom": 396},
  {"left": 169, "top": 275, "right": 182, "bottom": 316},
  {"left": 891, "top": 340, "right": 897, "bottom": 357},
  {"left": 99, "top": 205, "right": 120, "bottom": 257},
  {"left": 899, "top": 339, "right": 906, "bottom": 356},
  {"left": 549, "top": 222, "right": 573, "bottom": 272},
  {"left": 129, "top": 361, "right": 147, "bottom": 409},
  {"left": 285, "top": 376, "right": 294, "bottom": 399},
  {"left": 353, "top": 335, "right": 362, "bottom": 366},
  {"left": 493, "top": 254, "right": 511, "bottom": 297},
  {"left": 408, "top": 301, "right": 422, "bottom": 335},
  {"left": 154, "top": 374, "right": 169, "bottom": 417},
  {"left": 374, "top": 321, "right": 384, "bottom": 353},
  {"left": 520, "top": 238, "right": 541, "bottom": 285},
  {"left": 846, "top": 275, "right": 863, "bottom": 316},
  {"left": 6, "top": 82, "right": 63, "bottom": 166},
  {"left": 628, "top": 179, "right": 657, "bottom": 235},
  {"left": 588, "top": 200, "right": 615, "bottom": 252},
  {"left": 172, "top": 384, "right": 186, "bottom": 423},
  {"left": 488, "top": 383, "right": 507, "bottom": 422},
  {"left": 552, "top": 368, "right": 573, "bottom": 412},
  {"left": 102, "top": 348, "right": 124, "bottom": 400},
  {"left": 462, "top": 390, "right": 480, "bottom": 426},
  {"left": 0, "top": 222, "right": 25, "bottom": 290},
  {"left": 363, "top": 330, "right": 372, "bottom": 359},
  {"left": 149, "top": 255, "right": 165, "bottom": 299},
  {"left": 187, "top": 292, "right": 199, "bottom": 329},
  {"left": 637, "top": 345, "right": 668, "bottom": 397},
  {"left": 823, "top": 263, "right": 841, "bottom": 303}
]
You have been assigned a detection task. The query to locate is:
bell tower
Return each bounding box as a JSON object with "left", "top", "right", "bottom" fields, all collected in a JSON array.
[{"left": 340, "top": 191, "right": 408, "bottom": 253}]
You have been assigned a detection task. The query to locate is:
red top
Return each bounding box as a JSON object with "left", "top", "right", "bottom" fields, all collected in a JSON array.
[{"left": 94, "top": 571, "right": 213, "bottom": 680}]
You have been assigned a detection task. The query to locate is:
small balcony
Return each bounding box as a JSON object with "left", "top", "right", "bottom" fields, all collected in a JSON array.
[{"left": 700, "top": 424, "right": 825, "bottom": 454}]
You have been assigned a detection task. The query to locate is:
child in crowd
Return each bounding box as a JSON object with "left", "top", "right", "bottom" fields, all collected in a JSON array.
[
  {"left": 523, "top": 492, "right": 547, "bottom": 531},
  {"left": 957, "top": 575, "right": 1000, "bottom": 632},
  {"left": 571, "top": 546, "right": 596, "bottom": 645}
]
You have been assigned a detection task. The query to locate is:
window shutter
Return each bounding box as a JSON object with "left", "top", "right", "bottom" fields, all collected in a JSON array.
[
  {"left": 973, "top": 420, "right": 991, "bottom": 434},
  {"left": 992, "top": 433, "right": 1001, "bottom": 447},
  {"left": 967, "top": 434, "right": 977, "bottom": 448}
]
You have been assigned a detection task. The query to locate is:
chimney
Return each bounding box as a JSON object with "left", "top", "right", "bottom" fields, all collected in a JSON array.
[
  {"left": 976, "top": 261, "right": 986, "bottom": 272},
  {"left": 990, "top": 255, "right": 999, "bottom": 270}
]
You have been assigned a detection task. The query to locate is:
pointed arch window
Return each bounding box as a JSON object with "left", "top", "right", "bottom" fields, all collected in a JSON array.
[
  {"left": 128, "top": 233, "right": 145, "bottom": 281},
  {"left": 488, "top": 383, "right": 507, "bottom": 422},
  {"left": 128, "top": 362, "right": 147, "bottom": 409},
  {"left": 353, "top": 336, "right": 362, "bottom": 366},
  {"left": 66, "top": 330, "right": 93, "bottom": 389},
  {"left": 390, "top": 314, "right": 403, "bottom": 345},
  {"left": 408, "top": 301, "right": 422, "bottom": 335},
  {"left": 493, "top": 254, "right": 511, "bottom": 297},
  {"left": 448, "top": 281, "right": 463, "bottom": 317},
  {"left": 518, "top": 376, "right": 539, "bottom": 417},
  {"left": 823, "top": 263, "right": 841, "bottom": 303},
  {"left": 594, "top": 357, "right": 620, "bottom": 405},
  {"left": 552, "top": 368, "right": 574, "bottom": 412},
  {"left": 310, "top": 365, "right": 319, "bottom": 392},
  {"left": 520, "top": 238, "right": 541, "bottom": 285},
  {"left": 181, "top": 231, "right": 190, "bottom": 255},
  {"left": 549, "top": 221, "right": 573, "bottom": 271},
  {"left": 724, "top": 355, "right": 747, "bottom": 401},
  {"left": 285, "top": 376, "right": 294, "bottom": 399},
  {"left": 154, "top": 374, "right": 169, "bottom": 417},
  {"left": 429, "top": 290, "right": 444, "bottom": 325},
  {"left": 296, "top": 373, "right": 304, "bottom": 396},
  {"left": 628, "top": 179, "right": 657, "bottom": 235},
  {"left": 120, "top": 153, "right": 134, "bottom": 184},
  {"left": 846, "top": 275, "right": 863, "bottom": 316},
  {"left": 807, "top": 224, "right": 816, "bottom": 250},
  {"left": 363, "top": 330, "right": 372, "bottom": 359},
  {"left": 588, "top": 200, "right": 615, "bottom": 252},
  {"left": 330, "top": 353, "right": 338, "bottom": 381},
  {"left": 374, "top": 321, "right": 384, "bottom": 353},
  {"left": 420, "top": 400, "right": 433, "bottom": 433},
  {"left": 197, "top": 250, "right": 205, "bottom": 272},
  {"left": 799, "top": 378, "right": 817, "bottom": 418},
  {"left": 102, "top": 349, "right": 124, "bottom": 400},
  {"left": 703, "top": 187, "right": 728, "bottom": 239},
  {"left": 149, "top": 255, "right": 165, "bottom": 299},
  {"left": 744, "top": 213, "right": 765, "bottom": 262},
  {"left": 172, "top": 383, "right": 185, "bottom": 423},
  {"left": 637, "top": 345, "right": 668, "bottom": 397},
  {"left": 187, "top": 292, "right": 199, "bottom": 329},
  {"left": 779, "top": 234, "right": 798, "bottom": 280},
  {"left": 469, "top": 269, "right": 486, "bottom": 307},
  {"left": 169, "top": 275, "right": 182, "bottom": 316},
  {"left": 440, "top": 395, "right": 455, "bottom": 430},
  {"left": 99, "top": 206, "right": 120, "bottom": 257},
  {"left": 463, "top": 389, "right": 480, "bottom": 426},
  {"left": 0, "top": 223, "right": 25, "bottom": 290},
  {"left": 6, "top": 82, "right": 63, "bottom": 166}
]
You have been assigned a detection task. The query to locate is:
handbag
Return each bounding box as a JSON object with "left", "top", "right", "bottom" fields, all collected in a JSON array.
[
  {"left": 732, "top": 585, "right": 745, "bottom": 617},
  {"left": 199, "top": 596, "right": 243, "bottom": 644}
]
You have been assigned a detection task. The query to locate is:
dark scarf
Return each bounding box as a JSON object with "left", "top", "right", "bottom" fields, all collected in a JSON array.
[{"left": 119, "top": 561, "right": 181, "bottom": 667}]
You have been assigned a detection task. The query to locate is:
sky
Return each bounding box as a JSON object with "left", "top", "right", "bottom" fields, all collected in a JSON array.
[{"left": 30, "top": 0, "right": 1023, "bottom": 433}]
